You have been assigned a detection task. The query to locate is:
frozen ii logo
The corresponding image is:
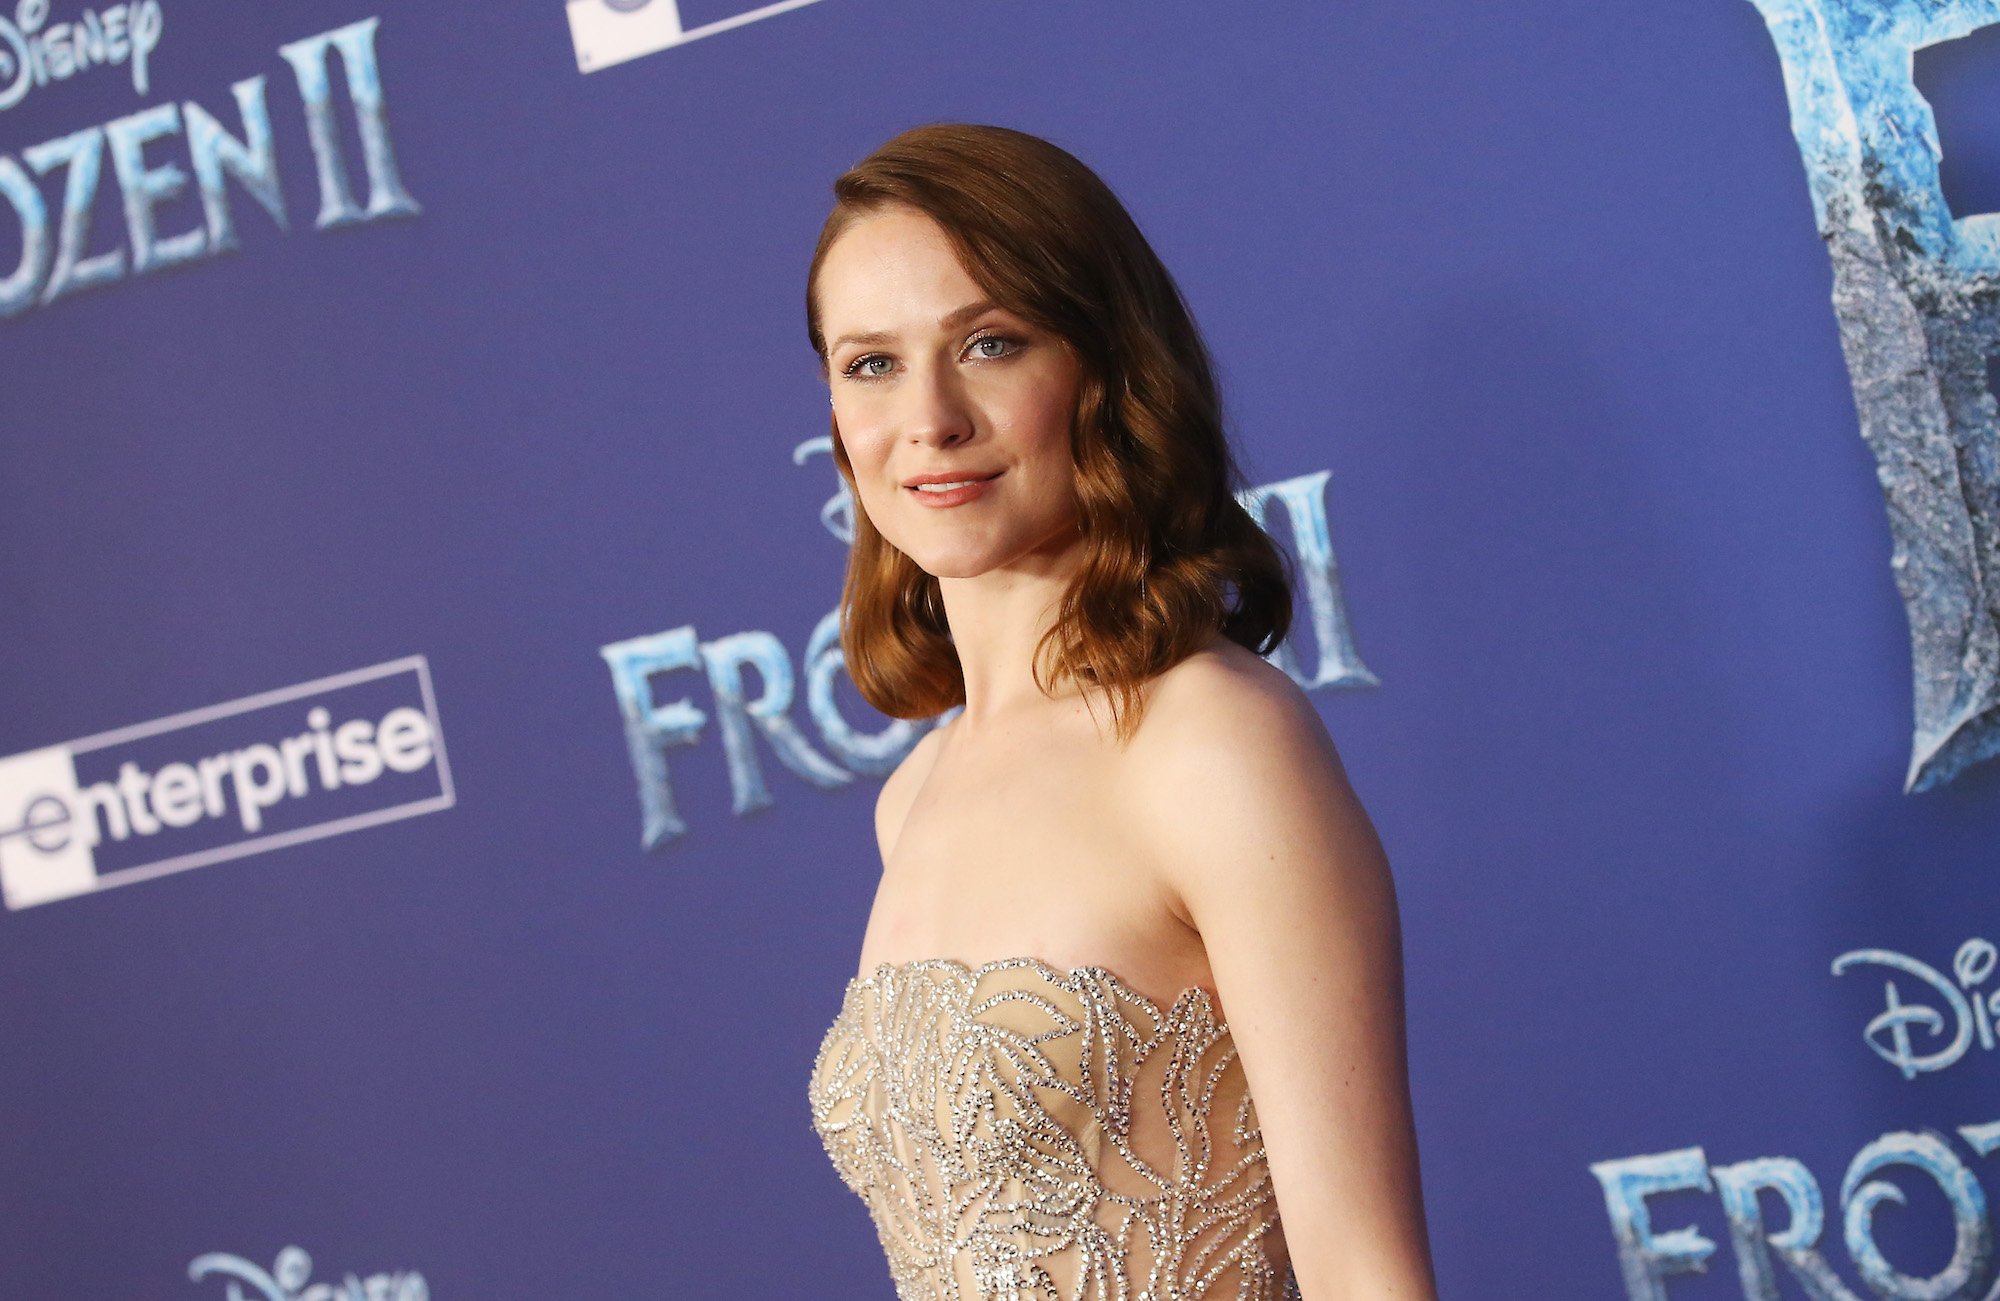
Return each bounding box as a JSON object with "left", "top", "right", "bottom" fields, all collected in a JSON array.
[
  {"left": 0, "top": 0, "right": 163, "bottom": 113},
  {"left": 1588, "top": 941, "right": 2000, "bottom": 1300},
  {"left": 1592, "top": 1122, "right": 2000, "bottom": 1301},
  {"left": 188, "top": 1245, "right": 426, "bottom": 1301},
  {"left": 0, "top": 14, "right": 419, "bottom": 321},
  {"left": 599, "top": 439, "right": 1377, "bottom": 848}
]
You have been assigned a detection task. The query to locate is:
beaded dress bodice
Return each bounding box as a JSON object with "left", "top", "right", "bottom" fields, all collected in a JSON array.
[{"left": 809, "top": 956, "right": 1300, "bottom": 1300}]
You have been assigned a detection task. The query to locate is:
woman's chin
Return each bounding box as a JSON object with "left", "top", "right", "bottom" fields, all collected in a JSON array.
[
  {"left": 901, "top": 530, "right": 1083, "bottom": 583},
  {"left": 912, "top": 556, "right": 991, "bottom": 581}
]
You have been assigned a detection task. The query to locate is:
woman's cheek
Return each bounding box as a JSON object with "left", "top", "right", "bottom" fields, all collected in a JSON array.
[
  {"left": 844, "top": 428, "right": 892, "bottom": 484},
  {"left": 837, "top": 421, "right": 885, "bottom": 469},
  {"left": 843, "top": 431, "right": 896, "bottom": 507}
]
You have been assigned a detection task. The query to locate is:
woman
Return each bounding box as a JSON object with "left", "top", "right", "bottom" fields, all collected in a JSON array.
[{"left": 806, "top": 123, "right": 1438, "bottom": 1301}]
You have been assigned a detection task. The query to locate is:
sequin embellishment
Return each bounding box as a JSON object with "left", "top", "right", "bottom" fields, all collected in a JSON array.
[{"left": 809, "top": 956, "right": 1301, "bottom": 1300}]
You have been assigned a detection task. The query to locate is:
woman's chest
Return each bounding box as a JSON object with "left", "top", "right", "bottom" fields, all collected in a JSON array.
[
  {"left": 858, "top": 734, "right": 1209, "bottom": 998},
  {"left": 884, "top": 738, "right": 1138, "bottom": 905}
]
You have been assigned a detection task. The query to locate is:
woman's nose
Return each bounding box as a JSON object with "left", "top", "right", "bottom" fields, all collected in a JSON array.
[{"left": 900, "top": 362, "right": 975, "bottom": 447}]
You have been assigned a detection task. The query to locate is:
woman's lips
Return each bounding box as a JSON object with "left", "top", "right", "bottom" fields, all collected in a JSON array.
[{"left": 906, "top": 470, "right": 1001, "bottom": 508}]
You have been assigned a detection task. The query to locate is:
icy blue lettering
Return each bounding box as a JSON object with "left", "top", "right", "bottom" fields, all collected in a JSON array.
[
  {"left": 600, "top": 627, "right": 708, "bottom": 850},
  {"left": 278, "top": 17, "right": 419, "bottom": 230},
  {"left": 1590, "top": 1147, "right": 1720, "bottom": 1300}
]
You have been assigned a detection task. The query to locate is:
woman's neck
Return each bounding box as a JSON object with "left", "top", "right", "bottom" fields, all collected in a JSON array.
[{"left": 936, "top": 537, "right": 1088, "bottom": 728}]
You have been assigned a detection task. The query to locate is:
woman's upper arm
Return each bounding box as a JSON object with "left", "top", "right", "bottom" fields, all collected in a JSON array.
[{"left": 1128, "top": 668, "right": 1439, "bottom": 1299}]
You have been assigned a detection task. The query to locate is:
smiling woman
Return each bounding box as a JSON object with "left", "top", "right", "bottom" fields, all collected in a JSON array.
[
  {"left": 818, "top": 206, "right": 1087, "bottom": 593},
  {"left": 805, "top": 126, "right": 1295, "bottom": 739},
  {"left": 802, "top": 123, "right": 1439, "bottom": 1301}
]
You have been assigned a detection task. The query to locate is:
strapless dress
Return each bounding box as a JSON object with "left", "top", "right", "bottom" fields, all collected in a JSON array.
[{"left": 809, "top": 955, "right": 1301, "bottom": 1300}]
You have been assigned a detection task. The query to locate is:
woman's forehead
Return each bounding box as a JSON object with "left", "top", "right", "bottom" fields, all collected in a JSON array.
[{"left": 818, "top": 214, "right": 996, "bottom": 338}]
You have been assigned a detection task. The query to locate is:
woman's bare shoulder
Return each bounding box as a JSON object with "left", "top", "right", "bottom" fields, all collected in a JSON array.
[
  {"left": 1118, "top": 637, "right": 1357, "bottom": 858},
  {"left": 1130, "top": 636, "right": 1333, "bottom": 762}
]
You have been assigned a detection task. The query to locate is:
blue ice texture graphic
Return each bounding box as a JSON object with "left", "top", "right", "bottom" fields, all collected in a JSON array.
[{"left": 1750, "top": 0, "right": 2000, "bottom": 792}]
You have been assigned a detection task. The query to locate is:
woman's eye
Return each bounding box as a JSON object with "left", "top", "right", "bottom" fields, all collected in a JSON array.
[
  {"left": 966, "top": 334, "right": 1020, "bottom": 361},
  {"left": 845, "top": 355, "right": 893, "bottom": 379}
]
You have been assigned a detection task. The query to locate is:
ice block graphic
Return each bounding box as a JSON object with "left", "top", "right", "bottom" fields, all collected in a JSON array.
[{"left": 1749, "top": 0, "right": 2000, "bottom": 792}]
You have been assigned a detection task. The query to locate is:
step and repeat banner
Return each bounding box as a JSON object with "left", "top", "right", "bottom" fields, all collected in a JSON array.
[{"left": 4, "top": 1, "right": 2000, "bottom": 1296}]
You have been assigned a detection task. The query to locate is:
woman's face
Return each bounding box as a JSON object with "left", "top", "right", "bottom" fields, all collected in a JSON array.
[{"left": 816, "top": 204, "right": 1084, "bottom": 581}]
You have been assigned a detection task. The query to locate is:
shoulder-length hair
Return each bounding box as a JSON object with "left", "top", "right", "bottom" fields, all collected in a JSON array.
[{"left": 805, "top": 122, "right": 1292, "bottom": 744}]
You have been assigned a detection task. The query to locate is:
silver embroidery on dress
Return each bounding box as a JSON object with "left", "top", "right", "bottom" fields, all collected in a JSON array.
[{"left": 809, "top": 956, "right": 1302, "bottom": 1300}]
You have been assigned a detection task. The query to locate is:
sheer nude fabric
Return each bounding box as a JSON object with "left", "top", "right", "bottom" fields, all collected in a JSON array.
[{"left": 809, "top": 956, "right": 1300, "bottom": 1300}]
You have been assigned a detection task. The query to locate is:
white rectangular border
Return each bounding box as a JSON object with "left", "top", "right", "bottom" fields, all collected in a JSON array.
[
  {"left": 67, "top": 656, "right": 433, "bottom": 754},
  {"left": 567, "top": 0, "right": 827, "bottom": 73},
  {"left": 55, "top": 656, "right": 456, "bottom": 899}
]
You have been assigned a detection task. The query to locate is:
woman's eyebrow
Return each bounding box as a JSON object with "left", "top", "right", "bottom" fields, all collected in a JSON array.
[
  {"left": 829, "top": 328, "right": 894, "bottom": 353},
  {"left": 829, "top": 300, "right": 1005, "bottom": 355},
  {"left": 939, "top": 299, "right": 1003, "bottom": 329}
]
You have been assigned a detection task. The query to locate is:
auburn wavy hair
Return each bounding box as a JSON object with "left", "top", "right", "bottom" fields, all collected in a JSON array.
[{"left": 806, "top": 123, "right": 1293, "bottom": 744}]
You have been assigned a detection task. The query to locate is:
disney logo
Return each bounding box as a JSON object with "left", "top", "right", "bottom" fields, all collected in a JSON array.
[
  {"left": 1832, "top": 937, "right": 2000, "bottom": 1079},
  {"left": 188, "top": 1245, "right": 427, "bottom": 1301},
  {"left": 0, "top": 0, "right": 163, "bottom": 113}
]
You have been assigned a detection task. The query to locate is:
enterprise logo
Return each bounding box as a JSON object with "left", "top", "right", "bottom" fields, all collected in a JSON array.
[
  {"left": 566, "top": 0, "right": 829, "bottom": 72},
  {"left": 0, "top": 656, "right": 453, "bottom": 910}
]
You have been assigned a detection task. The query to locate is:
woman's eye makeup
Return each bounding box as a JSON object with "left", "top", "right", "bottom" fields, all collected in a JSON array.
[
  {"left": 968, "top": 330, "right": 1032, "bottom": 360},
  {"left": 838, "top": 331, "right": 1024, "bottom": 380},
  {"left": 842, "top": 354, "right": 893, "bottom": 379},
  {"left": 964, "top": 331, "right": 1022, "bottom": 360}
]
